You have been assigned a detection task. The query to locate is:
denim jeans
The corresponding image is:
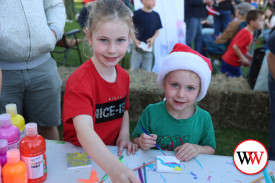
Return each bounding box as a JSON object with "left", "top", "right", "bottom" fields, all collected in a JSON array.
[
  {"left": 268, "top": 72, "right": 275, "bottom": 160},
  {"left": 186, "top": 17, "right": 203, "bottom": 54},
  {"left": 214, "top": 10, "right": 232, "bottom": 38}
]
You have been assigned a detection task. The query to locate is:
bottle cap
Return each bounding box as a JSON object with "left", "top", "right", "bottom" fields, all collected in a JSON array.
[
  {"left": 5, "top": 104, "right": 17, "bottom": 116},
  {"left": 7, "top": 149, "right": 20, "bottom": 164},
  {"left": 0, "top": 113, "right": 12, "bottom": 127},
  {"left": 26, "top": 123, "right": 38, "bottom": 136},
  {"left": 0, "top": 139, "right": 8, "bottom": 154}
]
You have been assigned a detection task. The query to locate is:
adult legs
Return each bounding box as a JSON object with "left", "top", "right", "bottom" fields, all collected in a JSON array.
[
  {"left": 186, "top": 17, "right": 202, "bottom": 53},
  {"left": 194, "top": 20, "right": 203, "bottom": 54},
  {"left": 220, "top": 10, "right": 232, "bottom": 33},
  {"left": 268, "top": 72, "right": 275, "bottom": 160},
  {"left": 24, "top": 58, "right": 61, "bottom": 140}
]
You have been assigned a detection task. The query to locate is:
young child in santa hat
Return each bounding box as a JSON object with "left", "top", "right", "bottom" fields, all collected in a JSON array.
[{"left": 132, "top": 43, "right": 216, "bottom": 161}]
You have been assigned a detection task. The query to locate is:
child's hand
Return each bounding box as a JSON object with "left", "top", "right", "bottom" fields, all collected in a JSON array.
[
  {"left": 146, "top": 38, "right": 154, "bottom": 48},
  {"left": 174, "top": 143, "right": 199, "bottom": 161},
  {"left": 116, "top": 137, "right": 138, "bottom": 156},
  {"left": 134, "top": 40, "right": 141, "bottom": 48},
  {"left": 240, "top": 57, "right": 250, "bottom": 67},
  {"left": 109, "top": 163, "right": 141, "bottom": 183},
  {"left": 138, "top": 133, "right": 157, "bottom": 150}
]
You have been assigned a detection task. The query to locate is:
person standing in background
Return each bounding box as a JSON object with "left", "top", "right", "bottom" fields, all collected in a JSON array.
[
  {"left": 185, "top": 0, "right": 214, "bottom": 54},
  {"left": 213, "top": 0, "right": 233, "bottom": 38},
  {"left": 267, "top": 28, "right": 275, "bottom": 160},
  {"left": 130, "top": 0, "right": 162, "bottom": 72},
  {"left": 0, "top": 0, "right": 66, "bottom": 140}
]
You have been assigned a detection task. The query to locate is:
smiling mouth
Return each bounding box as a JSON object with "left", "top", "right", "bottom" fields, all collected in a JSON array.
[
  {"left": 104, "top": 56, "right": 118, "bottom": 62},
  {"left": 174, "top": 100, "right": 185, "bottom": 105}
]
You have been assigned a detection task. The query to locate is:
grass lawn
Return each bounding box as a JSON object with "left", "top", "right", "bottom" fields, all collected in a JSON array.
[{"left": 57, "top": 0, "right": 269, "bottom": 157}]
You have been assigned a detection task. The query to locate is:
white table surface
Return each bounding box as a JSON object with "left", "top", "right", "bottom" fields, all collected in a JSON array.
[{"left": 44, "top": 140, "right": 275, "bottom": 183}]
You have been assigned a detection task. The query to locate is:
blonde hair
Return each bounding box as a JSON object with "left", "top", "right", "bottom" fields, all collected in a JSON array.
[{"left": 86, "top": 0, "right": 134, "bottom": 36}]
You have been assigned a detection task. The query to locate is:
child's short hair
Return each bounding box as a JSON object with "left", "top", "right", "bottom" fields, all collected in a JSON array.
[
  {"left": 246, "top": 9, "right": 264, "bottom": 24},
  {"left": 157, "top": 43, "right": 212, "bottom": 102}
]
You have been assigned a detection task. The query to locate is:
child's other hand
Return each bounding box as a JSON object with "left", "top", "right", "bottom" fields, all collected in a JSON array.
[
  {"left": 109, "top": 164, "right": 141, "bottom": 183},
  {"left": 240, "top": 58, "right": 250, "bottom": 67},
  {"left": 135, "top": 40, "right": 141, "bottom": 47},
  {"left": 174, "top": 143, "right": 199, "bottom": 161},
  {"left": 138, "top": 133, "right": 157, "bottom": 150},
  {"left": 116, "top": 137, "right": 138, "bottom": 156},
  {"left": 146, "top": 38, "right": 154, "bottom": 48}
]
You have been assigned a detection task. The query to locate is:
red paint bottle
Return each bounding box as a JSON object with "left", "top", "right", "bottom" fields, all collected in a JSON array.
[{"left": 19, "top": 123, "right": 47, "bottom": 183}]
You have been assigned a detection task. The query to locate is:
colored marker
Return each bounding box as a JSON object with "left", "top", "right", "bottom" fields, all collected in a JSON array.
[
  {"left": 99, "top": 155, "right": 124, "bottom": 183},
  {"left": 138, "top": 168, "right": 144, "bottom": 183},
  {"left": 263, "top": 168, "right": 272, "bottom": 183},
  {"left": 133, "top": 161, "right": 155, "bottom": 171},
  {"left": 143, "top": 163, "right": 147, "bottom": 183},
  {"left": 141, "top": 126, "right": 166, "bottom": 156}
]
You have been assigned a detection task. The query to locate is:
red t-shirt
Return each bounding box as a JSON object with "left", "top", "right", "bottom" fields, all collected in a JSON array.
[
  {"left": 222, "top": 28, "right": 253, "bottom": 67},
  {"left": 62, "top": 59, "right": 130, "bottom": 146}
]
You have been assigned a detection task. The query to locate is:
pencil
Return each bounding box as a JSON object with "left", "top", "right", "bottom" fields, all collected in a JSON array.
[
  {"left": 141, "top": 126, "right": 166, "bottom": 156},
  {"left": 143, "top": 163, "right": 147, "bottom": 183},
  {"left": 251, "top": 171, "right": 273, "bottom": 183},
  {"left": 133, "top": 161, "right": 155, "bottom": 171},
  {"left": 99, "top": 155, "right": 124, "bottom": 183}
]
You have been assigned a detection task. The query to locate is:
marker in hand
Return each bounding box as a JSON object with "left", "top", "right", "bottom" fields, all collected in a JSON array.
[{"left": 141, "top": 126, "right": 166, "bottom": 156}]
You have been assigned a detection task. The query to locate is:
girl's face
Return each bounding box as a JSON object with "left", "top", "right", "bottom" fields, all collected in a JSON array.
[
  {"left": 266, "top": 9, "right": 273, "bottom": 18},
  {"left": 88, "top": 19, "right": 130, "bottom": 68},
  {"left": 163, "top": 70, "right": 200, "bottom": 119}
]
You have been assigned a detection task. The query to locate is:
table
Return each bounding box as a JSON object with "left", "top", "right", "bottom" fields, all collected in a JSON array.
[{"left": 45, "top": 140, "right": 275, "bottom": 183}]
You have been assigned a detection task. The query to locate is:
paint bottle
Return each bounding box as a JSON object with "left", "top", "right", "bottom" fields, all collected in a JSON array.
[
  {"left": 6, "top": 104, "right": 25, "bottom": 140},
  {"left": 0, "top": 113, "right": 20, "bottom": 150},
  {"left": 2, "top": 149, "right": 28, "bottom": 183},
  {"left": 0, "top": 161, "right": 2, "bottom": 183},
  {"left": 0, "top": 139, "right": 8, "bottom": 166},
  {"left": 19, "top": 123, "right": 47, "bottom": 183}
]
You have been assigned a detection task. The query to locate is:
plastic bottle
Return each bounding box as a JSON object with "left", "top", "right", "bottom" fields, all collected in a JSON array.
[
  {"left": 6, "top": 104, "right": 25, "bottom": 140},
  {"left": 2, "top": 149, "right": 28, "bottom": 183},
  {"left": 0, "top": 161, "right": 2, "bottom": 183},
  {"left": 19, "top": 123, "right": 47, "bottom": 183},
  {"left": 0, "top": 139, "right": 8, "bottom": 166},
  {"left": 0, "top": 113, "right": 20, "bottom": 150}
]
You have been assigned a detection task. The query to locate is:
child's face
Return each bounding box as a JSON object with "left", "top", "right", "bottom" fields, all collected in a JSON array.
[
  {"left": 251, "top": 15, "right": 264, "bottom": 30},
  {"left": 265, "top": 9, "right": 273, "bottom": 18},
  {"left": 163, "top": 70, "right": 200, "bottom": 118},
  {"left": 141, "top": 0, "right": 156, "bottom": 10},
  {"left": 88, "top": 19, "right": 130, "bottom": 68}
]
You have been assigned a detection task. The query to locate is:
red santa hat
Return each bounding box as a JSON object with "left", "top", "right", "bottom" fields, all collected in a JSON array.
[{"left": 157, "top": 43, "right": 212, "bottom": 102}]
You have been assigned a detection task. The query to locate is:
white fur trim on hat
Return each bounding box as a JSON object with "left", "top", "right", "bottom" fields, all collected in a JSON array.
[{"left": 157, "top": 43, "right": 212, "bottom": 102}]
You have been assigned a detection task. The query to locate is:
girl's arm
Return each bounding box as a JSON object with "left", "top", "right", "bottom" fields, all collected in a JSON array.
[
  {"left": 116, "top": 110, "right": 138, "bottom": 156},
  {"left": 73, "top": 115, "right": 140, "bottom": 183}
]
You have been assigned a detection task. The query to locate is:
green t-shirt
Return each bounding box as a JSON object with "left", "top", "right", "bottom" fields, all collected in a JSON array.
[{"left": 132, "top": 101, "right": 216, "bottom": 151}]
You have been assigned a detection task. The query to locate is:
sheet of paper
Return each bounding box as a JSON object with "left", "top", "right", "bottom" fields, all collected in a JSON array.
[
  {"left": 138, "top": 42, "right": 153, "bottom": 52},
  {"left": 66, "top": 152, "right": 92, "bottom": 169},
  {"left": 156, "top": 155, "right": 182, "bottom": 173}
]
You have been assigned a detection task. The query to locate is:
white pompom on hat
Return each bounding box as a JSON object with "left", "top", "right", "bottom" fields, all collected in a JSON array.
[{"left": 157, "top": 43, "right": 212, "bottom": 102}]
